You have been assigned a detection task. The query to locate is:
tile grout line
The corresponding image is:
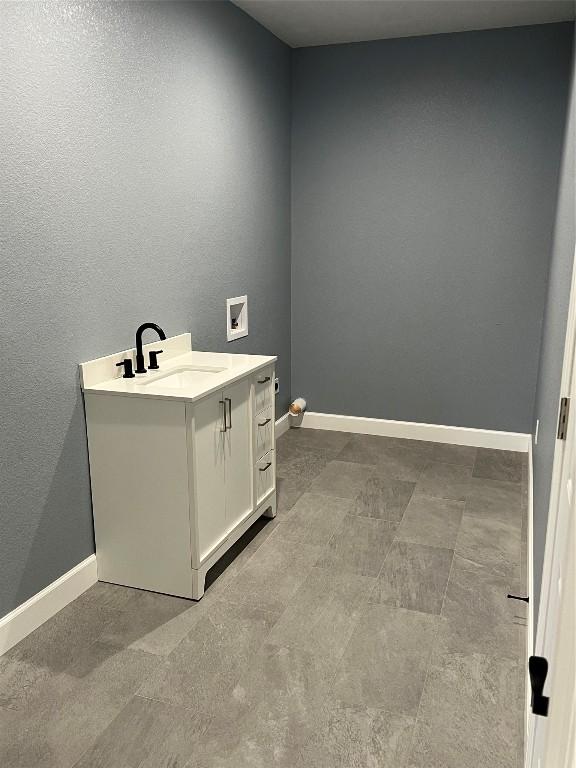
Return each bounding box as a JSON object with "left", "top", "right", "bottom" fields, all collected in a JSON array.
[
  {"left": 438, "top": 542, "right": 459, "bottom": 619},
  {"left": 402, "top": 595, "right": 447, "bottom": 765},
  {"left": 371, "top": 485, "right": 416, "bottom": 585}
]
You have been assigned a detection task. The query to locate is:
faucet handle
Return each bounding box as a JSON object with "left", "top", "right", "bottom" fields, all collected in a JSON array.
[
  {"left": 116, "top": 359, "right": 135, "bottom": 379},
  {"left": 148, "top": 350, "right": 163, "bottom": 370}
]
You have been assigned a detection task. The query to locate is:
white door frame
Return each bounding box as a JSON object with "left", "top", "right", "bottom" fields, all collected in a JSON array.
[{"left": 527, "top": 243, "right": 576, "bottom": 765}]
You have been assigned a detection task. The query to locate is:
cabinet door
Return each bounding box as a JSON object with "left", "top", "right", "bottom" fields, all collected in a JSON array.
[
  {"left": 223, "top": 376, "right": 253, "bottom": 532},
  {"left": 190, "top": 391, "right": 227, "bottom": 567}
]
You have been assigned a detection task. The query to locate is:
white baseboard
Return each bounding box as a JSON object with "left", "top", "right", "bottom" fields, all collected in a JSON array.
[
  {"left": 0, "top": 555, "right": 98, "bottom": 656},
  {"left": 298, "top": 411, "right": 531, "bottom": 452},
  {"left": 527, "top": 441, "right": 534, "bottom": 638},
  {"left": 275, "top": 412, "right": 290, "bottom": 439},
  {"left": 525, "top": 441, "right": 534, "bottom": 760}
]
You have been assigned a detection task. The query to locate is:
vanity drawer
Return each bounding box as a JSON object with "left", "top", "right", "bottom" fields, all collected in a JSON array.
[
  {"left": 255, "top": 407, "right": 274, "bottom": 460},
  {"left": 255, "top": 368, "right": 273, "bottom": 414},
  {"left": 256, "top": 450, "right": 275, "bottom": 504}
]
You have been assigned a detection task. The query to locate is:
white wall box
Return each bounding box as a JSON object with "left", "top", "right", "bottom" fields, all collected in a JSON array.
[
  {"left": 81, "top": 335, "right": 276, "bottom": 600},
  {"left": 226, "top": 295, "right": 248, "bottom": 341}
]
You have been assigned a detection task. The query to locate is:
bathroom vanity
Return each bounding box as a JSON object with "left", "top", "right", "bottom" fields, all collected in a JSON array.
[{"left": 80, "top": 333, "right": 276, "bottom": 599}]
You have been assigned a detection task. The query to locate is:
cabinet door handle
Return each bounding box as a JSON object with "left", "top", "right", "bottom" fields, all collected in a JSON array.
[
  {"left": 259, "top": 461, "right": 272, "bottom": 472},
  {"left": 258, "top": 418, "right": 271, "bottom": 427},
  {"left": 219, "top": 400, "right": 227, "bottom": 432},
  {"left": 257, "top": 376, "right": 271, "bottom": 384},
  {"left": 225, "top": 398, "right": 232, "bottom": 430}
]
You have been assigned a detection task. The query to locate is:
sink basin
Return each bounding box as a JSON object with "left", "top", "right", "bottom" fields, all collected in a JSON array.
[{"left": 144, "top": 365, "right": 226, "bottom": 389}]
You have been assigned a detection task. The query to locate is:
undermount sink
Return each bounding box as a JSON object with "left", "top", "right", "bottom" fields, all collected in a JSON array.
[{"left": 144, "top": 365, "right": 226, "bottom": 389}]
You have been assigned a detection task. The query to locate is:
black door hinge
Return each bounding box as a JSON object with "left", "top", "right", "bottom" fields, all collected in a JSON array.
[
  {"left": 557, "top": 397, "right": 570, "bottom": 440},
  {"left": 529, "top": 655, "right": 550, "bottom": 717}
]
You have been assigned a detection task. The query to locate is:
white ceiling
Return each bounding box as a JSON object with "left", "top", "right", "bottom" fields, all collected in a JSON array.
[{"left": 232, "top": 0, "right": 575, "bottom": 48}]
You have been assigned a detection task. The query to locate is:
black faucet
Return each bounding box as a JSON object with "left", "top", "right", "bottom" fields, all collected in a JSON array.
[{"left": 135, "top": 322, "right": 166, "bottom": 374}]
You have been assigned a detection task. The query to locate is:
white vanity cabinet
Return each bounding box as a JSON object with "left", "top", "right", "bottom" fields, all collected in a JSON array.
[{"left": 81, "top": 338, "right": 276, "bottom": 600}]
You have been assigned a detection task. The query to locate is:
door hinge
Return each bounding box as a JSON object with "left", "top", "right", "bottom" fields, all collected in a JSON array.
[{"left": 557, "top": 397, "right": 570, "bottom": 440}]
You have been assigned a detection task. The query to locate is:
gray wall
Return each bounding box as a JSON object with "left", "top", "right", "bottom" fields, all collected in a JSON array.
[
  {"left": 532, "top": 33, "right": 575, "bottom": 624},
  {"left": 0, "top": 1, "right": 291, "bottom": 618},
  {"left": 291, "top": 24, "right": 574, "bottom": 432}
]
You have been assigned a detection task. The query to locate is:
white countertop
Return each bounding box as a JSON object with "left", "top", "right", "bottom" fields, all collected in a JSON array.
[{"left": 80, "top": 334, "right": 276, "bottom": 403}]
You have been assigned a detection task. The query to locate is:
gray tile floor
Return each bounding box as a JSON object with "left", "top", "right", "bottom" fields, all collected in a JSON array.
[{"left": 0, "top": 429, "right": 527, "bottom": 767}]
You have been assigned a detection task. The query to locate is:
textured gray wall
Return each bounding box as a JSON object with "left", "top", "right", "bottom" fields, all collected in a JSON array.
[
  {"left": 0, "top": 1, "right": 290, "bottom": 618},
  {"left": 291, "top": 24, "right": 574, "bottom": 432},
  {"left": 532, "top": 34, "right": 575, "bottom": 625}
]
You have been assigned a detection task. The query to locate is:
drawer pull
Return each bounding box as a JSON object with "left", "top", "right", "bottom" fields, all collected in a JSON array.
[
  {"left": 257, "top": 376, "right": 271, "bottom": 384},
  {"left": 259, "top": 462, "right": 272, "bottom": 472},
  {"left": 258, "top": 418, "right": 271, "bottom": 427}
]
